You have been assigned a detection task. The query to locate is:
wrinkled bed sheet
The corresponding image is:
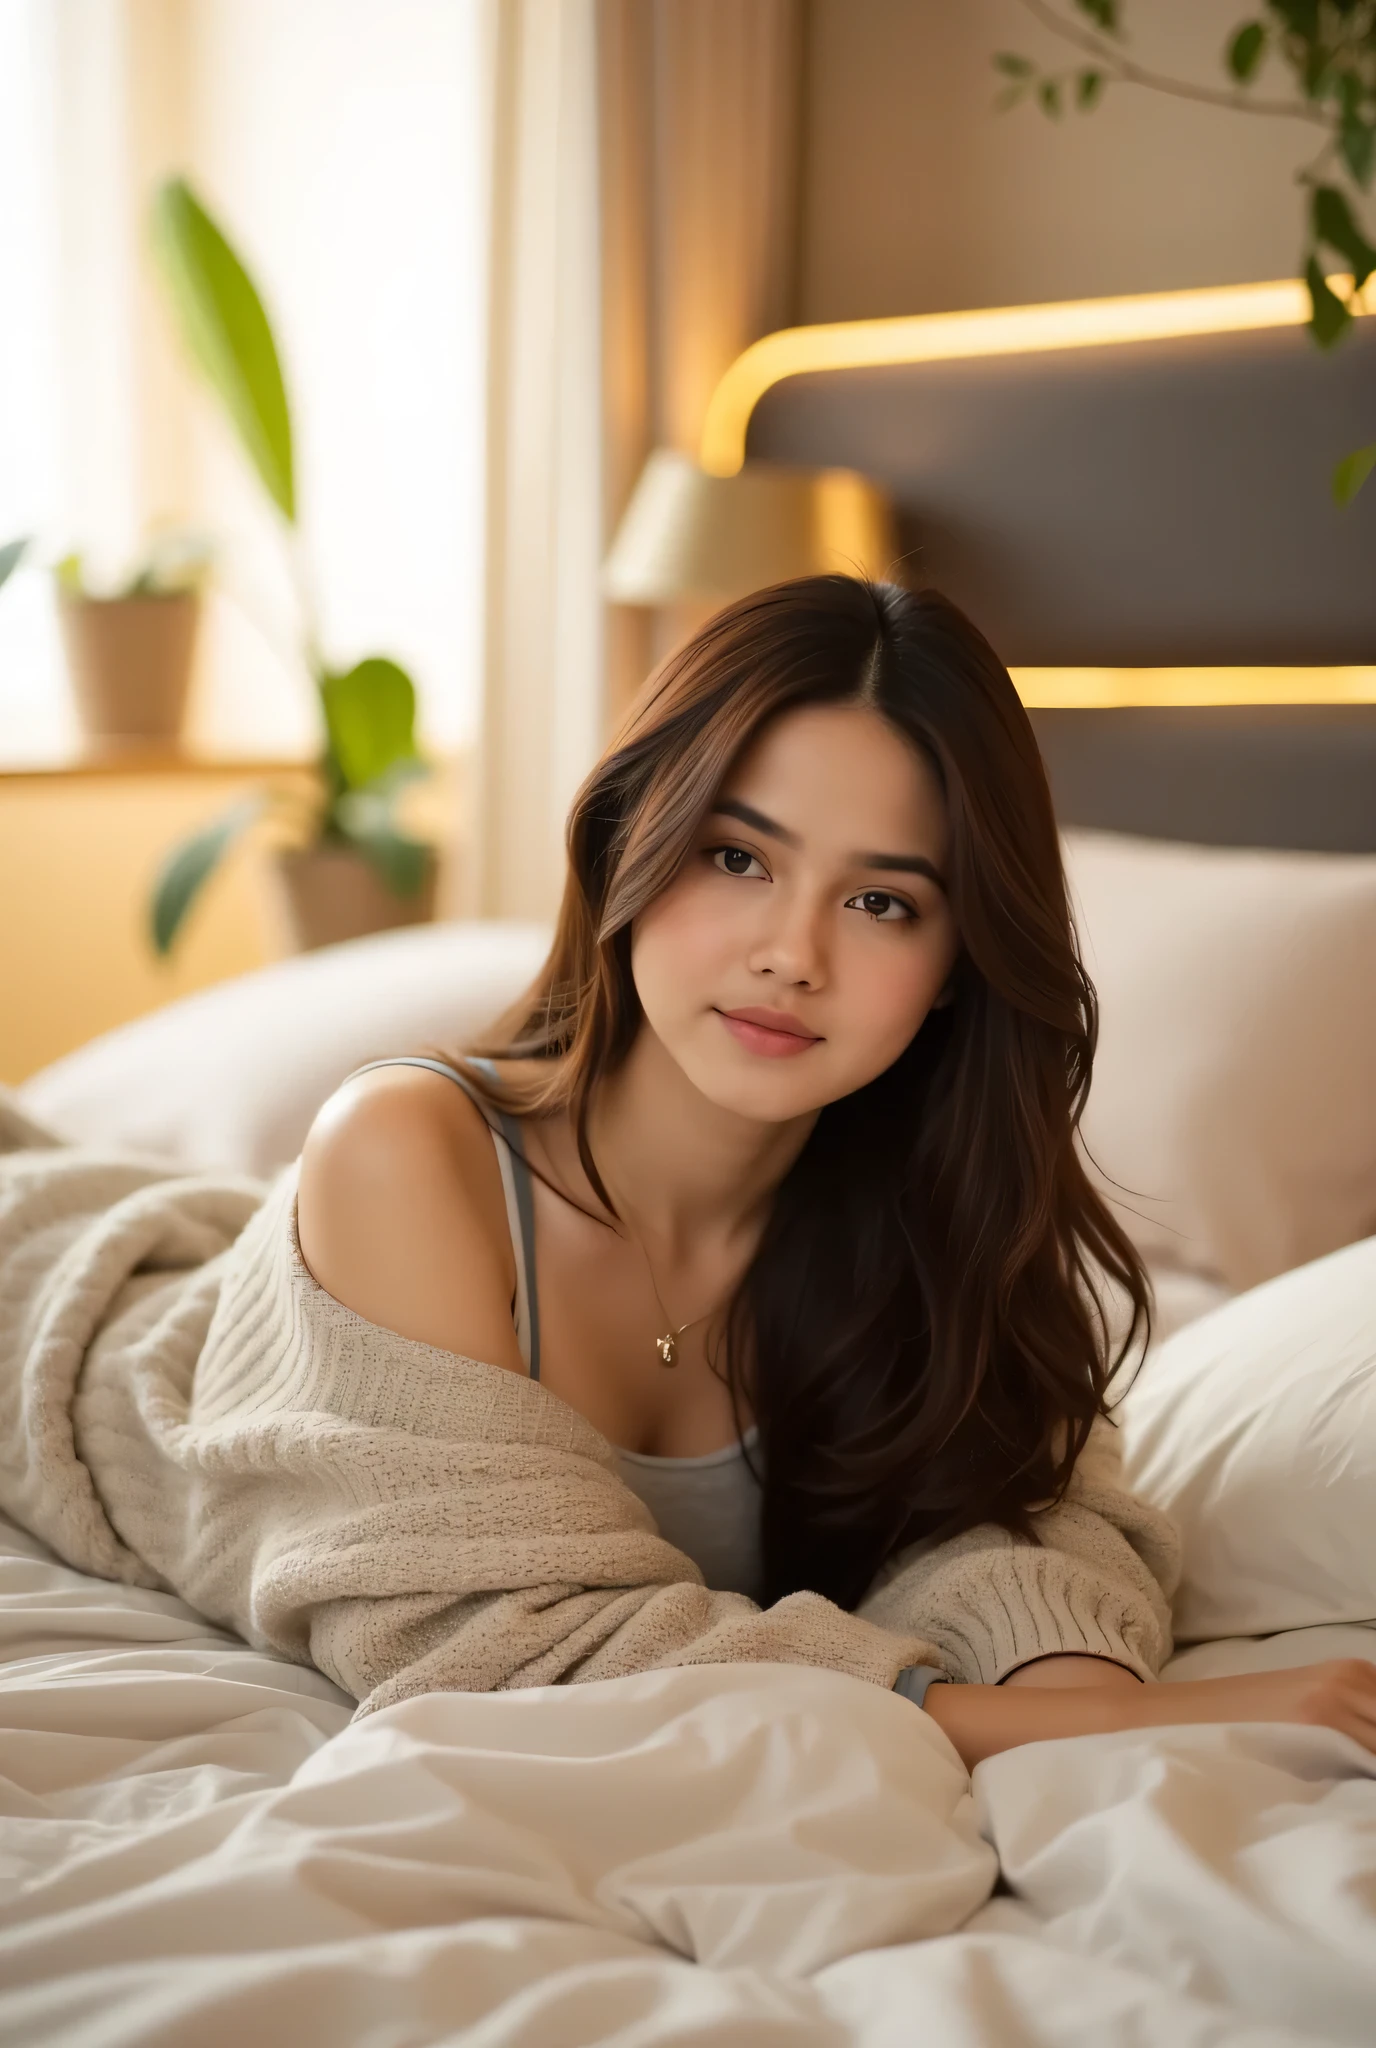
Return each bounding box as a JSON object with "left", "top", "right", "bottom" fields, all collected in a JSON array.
[{"left": 1, "top": 1512, "right": 1374, "bottom": 2048}]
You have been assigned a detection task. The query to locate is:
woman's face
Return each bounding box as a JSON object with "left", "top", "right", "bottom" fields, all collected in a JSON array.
[{"left": 631, "top": 702, "right": 960, "bottom": 1122}]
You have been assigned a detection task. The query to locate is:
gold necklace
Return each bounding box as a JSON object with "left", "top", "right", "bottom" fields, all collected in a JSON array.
[{"left": 620, "top": 1219, "right": 723, "bottom": 1368}]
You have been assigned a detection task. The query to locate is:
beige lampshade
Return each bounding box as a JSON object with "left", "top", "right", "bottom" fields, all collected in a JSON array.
[{"left": 603, "top": 449, "right": 896, "bottom": 606}]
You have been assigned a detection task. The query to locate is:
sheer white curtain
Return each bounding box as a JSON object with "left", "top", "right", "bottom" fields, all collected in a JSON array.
[
  {"left": 470, "top": 0, "right": 804, "bottom": 919},
  {"left": 469, "top": 0, "right": 604, "bottom": 922},
  {"left": 181, "top": 0, "right": 491, "bottom": 761}
]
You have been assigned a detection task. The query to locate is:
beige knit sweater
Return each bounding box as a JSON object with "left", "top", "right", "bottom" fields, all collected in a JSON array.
[{"left": 0, "top": 1095, "right": 1179, "bottom": 1715}]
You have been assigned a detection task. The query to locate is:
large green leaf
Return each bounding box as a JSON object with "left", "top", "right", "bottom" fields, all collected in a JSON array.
[
  {"left": 1339, "top": 113, "right": 1375, "bottom": 190},
  {"left": 320, "top": 657, "right": 420, "bottom": 791},
  {"left": 0, "top": 537, "right": 29, "bottom": 593},
  {"left": 1305, "top": 256, "right": 1353, "bottom": 347},
  {"left": 150, "top": 178, "right": 295, "bottom": 521},
  {"left": 1333, "top": 441, "right": 1376, "bottom": 506},
  {"left": 149, "top": 795, "right": 263, "bottom": 956},
  {"left": 1227, "top": 23, "right": 1267, "bottom": 83},
  {"left": 1312, "top": 184, "right": 1376, "bottom": 289}
]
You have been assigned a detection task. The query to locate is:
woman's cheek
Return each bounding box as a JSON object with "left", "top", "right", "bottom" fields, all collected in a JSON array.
[
  {"left": 631, "top": 879, "right": 729, "bottom": 1015},
  {"left": 840, "top": 932, "right": 947, "bottom": 1067}
]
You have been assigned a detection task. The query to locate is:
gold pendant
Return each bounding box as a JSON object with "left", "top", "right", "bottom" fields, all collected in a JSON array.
[{"left": 656, "top": 1333, "right": 677, "bottom": 1367}]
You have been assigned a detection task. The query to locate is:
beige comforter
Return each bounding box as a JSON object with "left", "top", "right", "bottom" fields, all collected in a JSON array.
[{"left": 0, "top": 1093, "right": 1178, "bottom": 1713}]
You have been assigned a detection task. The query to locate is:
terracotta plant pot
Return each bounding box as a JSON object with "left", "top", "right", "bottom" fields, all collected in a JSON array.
[
  {"left": 273, "top": 843, "right": 438, "bottom": 953},
  {"left": 58, "top": 591, "right": 200, "bottom": 746}
]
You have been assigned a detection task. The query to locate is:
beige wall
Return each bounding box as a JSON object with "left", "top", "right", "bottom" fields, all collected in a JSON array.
[
  {"left": 799, "top": 0, "right": 1310, "bottom": 321},
  {"left": 0, "top": 773, "right": 278, "bottom": 1085}
]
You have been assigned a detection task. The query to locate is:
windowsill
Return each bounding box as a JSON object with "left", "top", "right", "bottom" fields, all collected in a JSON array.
[{"left": 0, "top": 744, "right": 315, "bottom": 782}]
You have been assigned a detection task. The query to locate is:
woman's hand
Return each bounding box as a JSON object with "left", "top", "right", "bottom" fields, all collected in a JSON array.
[{"left": 923, "top": 1657, "right": 1376, "bottom": 1771}]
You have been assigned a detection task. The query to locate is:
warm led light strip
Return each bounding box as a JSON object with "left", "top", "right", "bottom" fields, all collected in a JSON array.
[
  {"left": 699, "top": 276, "right": 1362, "bottom": 478},
  {"left": 1012, "top": 667, "right": 1376, "bottom": 709}
]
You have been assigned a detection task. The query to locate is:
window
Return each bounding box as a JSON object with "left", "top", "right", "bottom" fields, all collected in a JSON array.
[{"left": 0, "top": 0, "right": 489, "bottom": 765}]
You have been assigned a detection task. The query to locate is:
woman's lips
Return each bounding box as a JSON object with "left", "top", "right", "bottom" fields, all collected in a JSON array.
[{"left": 717, "top": 1011, "right": 822, "bottom": 1059}]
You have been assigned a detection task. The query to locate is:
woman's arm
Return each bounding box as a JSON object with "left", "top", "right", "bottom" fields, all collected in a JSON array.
[
  {"left": 924, "top": 1657, "right": 1376, "bottom": 1770},
  {"left": 1004, "top": 1652, "right": 1142, "bottom": 1689}
]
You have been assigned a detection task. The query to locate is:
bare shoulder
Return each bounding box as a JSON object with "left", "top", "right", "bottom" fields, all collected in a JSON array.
[{"left": 296, "top": 1063, "right": 525, "bottom": 1371}]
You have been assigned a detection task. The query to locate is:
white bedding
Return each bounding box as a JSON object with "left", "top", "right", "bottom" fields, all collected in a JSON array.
[{"left": 2, "top": 1512, "right": 1374, "bottom": 2047}]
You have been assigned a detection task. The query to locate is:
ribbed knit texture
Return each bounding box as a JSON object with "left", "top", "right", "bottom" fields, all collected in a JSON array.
[{"left": 0, "top": 1093, "right": 1179, "bottom": 1712}]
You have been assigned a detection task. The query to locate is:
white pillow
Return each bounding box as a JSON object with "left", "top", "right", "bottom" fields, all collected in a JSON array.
[
  {"left": 1065, "top": 829, "right": 1376, "bottom": 1291},
  {"left": 1119, "top": 1234, "right": 1376, "bottom": 1644},
  {"left": 19, "top": 921, "right": 553, "bottom": 1176}
]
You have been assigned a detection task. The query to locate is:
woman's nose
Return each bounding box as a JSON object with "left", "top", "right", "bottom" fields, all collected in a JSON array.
[{"left": 748, "top": 889, "right": 827, "bottom": 988}]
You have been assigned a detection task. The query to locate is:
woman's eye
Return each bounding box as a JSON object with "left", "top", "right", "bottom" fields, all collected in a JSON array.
[
  {"left": 846, "top": 889, "right": 916, "bottom": 924},
  {"left": 709, "top": 845, "right": 769, "bottom": 881}
]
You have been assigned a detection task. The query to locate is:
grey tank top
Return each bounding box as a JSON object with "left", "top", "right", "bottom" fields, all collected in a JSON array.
[{"left": 353, "top": 1056, "right": 766, "bottom": 1603}]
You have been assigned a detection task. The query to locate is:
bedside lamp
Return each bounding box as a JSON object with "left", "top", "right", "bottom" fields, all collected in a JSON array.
[{"left": 603, "top": 449, "right": 895, "bottom": 606}]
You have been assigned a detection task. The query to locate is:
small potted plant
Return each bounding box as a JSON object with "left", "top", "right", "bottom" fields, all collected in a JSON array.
[
  {"left": 146, "top": 178, "right": 437, "bottom": 956},
  {"left": 54, "top": 532, "right": 210, "bottom": 748}
]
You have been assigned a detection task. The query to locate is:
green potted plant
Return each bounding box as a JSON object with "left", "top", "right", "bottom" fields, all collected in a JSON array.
[{"left": 146, "top": 177, "right": 437, "bottom": 956}]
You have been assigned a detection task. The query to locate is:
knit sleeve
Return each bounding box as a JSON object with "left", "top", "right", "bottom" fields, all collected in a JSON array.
[{"left": 855, "top": 1418, "right": 1181, "bottom": 1686}]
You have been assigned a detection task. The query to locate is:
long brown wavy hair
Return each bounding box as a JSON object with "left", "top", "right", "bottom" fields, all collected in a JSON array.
[{"left": 459, "top": 576, "right": 1149, "bottom": 1611}]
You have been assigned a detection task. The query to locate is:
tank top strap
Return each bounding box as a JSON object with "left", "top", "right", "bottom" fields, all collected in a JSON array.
[{"left": 344, "top": 1055, "right": 541, "bottom": 1380}]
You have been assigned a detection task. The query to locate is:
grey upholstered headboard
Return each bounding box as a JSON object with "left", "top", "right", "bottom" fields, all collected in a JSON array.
[
  {"left": 745, "top": 314, "right": 1376, "bottom": 853},
  {"left": 1028, "top": 707, "right": 1376, "bottom": 854}
]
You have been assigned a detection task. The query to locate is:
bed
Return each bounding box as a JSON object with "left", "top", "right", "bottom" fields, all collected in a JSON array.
[
  {"left": 3, "top": 1495, "right": 1374, "bottom": 2047},
  {"left": 6, "top": 310, "right": 1376, "bottom": 2046}
]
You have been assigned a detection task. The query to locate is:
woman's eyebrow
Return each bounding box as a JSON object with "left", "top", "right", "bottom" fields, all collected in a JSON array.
[
  {"left": 712, "top": 798, "right": 802, "bottom": 848},
  {"left": 857, "top": 850, "right": 947, "bottom": 889},
  {"left": 710, "top": 798, "right": 947, "bottom": 891}
]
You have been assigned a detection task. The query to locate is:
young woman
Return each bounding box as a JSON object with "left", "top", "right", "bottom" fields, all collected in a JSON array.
[{"left": 298, "top": 576, "right": 1376, "bottom": 1766}]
